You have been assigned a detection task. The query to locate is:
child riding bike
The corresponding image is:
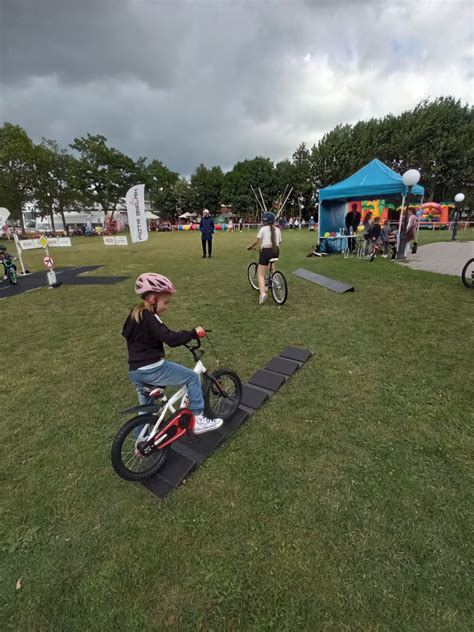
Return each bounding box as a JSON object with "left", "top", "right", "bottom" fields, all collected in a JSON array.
[
  {"left": 0, "top": 244, "right": 16, "bottom": 280},
  {"left": 122, "top": 272, "right": 223, "bottom": 434},
  {"left": 247, "top": 211, "right": 282, "bottom": 304}
]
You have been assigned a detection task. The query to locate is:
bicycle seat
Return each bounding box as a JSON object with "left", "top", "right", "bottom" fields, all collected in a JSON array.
[{"left": 269, "top": 257, "right": 279, "bottom": 263}]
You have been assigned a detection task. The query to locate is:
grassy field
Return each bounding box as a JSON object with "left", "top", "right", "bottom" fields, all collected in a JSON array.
[{"left": 1, "top": 228, "right": 473, "bottom": 631}]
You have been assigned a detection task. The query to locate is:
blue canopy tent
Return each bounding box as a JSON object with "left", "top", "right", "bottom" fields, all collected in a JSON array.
[{"left": 318, "top": 159, "right": 424, "bottom": 250}]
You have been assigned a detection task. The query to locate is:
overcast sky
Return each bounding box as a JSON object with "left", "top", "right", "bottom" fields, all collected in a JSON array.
[{"left": 1, "top": 0, "right": 473, "bottom": 176}]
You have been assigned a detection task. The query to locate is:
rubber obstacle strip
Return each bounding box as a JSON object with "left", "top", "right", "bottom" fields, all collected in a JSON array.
[
  {"left": 293, "top": 268, "right": 354, "bottom": 293},
  {"left": 141, "top": 346, "right": 312, "bottom": 499}
]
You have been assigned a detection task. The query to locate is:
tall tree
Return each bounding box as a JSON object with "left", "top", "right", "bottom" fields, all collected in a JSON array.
[
  {"left": 33, "top": 139, "right": 80, "bottom": 232},
  {"left": 0, "top": 123, "right": 36, "bottom": 230},
  {"left": 221, "top": 157, "right": 277, "bottom": 217},
  {"left": 190, "top": 164, "right": 224, "bottom": 212},
  {"left": 70, "top": 134, "right": 136, "bottom": 218}
]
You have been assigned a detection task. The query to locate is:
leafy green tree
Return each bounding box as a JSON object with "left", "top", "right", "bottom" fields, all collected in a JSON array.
[
  {"left": 33, "top": 139, "right": 80, "bottom": 232},
  {"left": 190, "top": 164, "right": 224, "bottom": 213},
  {"left": 0, "top": 123, "right": 36, "bottom": 230},
  {"left": 70, "top": 134, "right": 136, "bottom": 218},
  {"left": 134, "top": 158, "right": 179, "bottom": 216},
  {"left": 221, "top": 157, "right": 277, "bottom": 217}
]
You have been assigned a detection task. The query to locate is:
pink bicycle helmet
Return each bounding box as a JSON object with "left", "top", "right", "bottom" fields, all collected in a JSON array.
[{"left": 135, "top": 272, "right": 176, "bottom": 296}]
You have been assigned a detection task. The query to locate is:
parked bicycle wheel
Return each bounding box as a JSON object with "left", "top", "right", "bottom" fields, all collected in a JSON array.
[
  {"left": 204, "top": 368, "right": 242, "bottom": 420},
  {"left": 270, "top": 271, "right": 288, "bottom": 305},
  {"left": 461, "top": 258, "right": 474, "bottom": 288},
  {"left": 111, "top": 415, "right": 167, "bottom": 481},
  {"left": 247, "top": 262, "right": 259, "bottom": 291}
]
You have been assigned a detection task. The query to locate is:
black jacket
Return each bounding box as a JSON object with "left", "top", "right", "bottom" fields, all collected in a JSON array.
[
  {"left": 122, "top": 309, "right": 197, "bottom": 370},
  {"left": 199, "top": 216, "right": 215, "bottom": 239}
]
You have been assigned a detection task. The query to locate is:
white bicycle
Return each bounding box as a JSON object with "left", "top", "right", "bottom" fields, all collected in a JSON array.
[{"left": 111, "top": 333, "right": 242, "bottom": 481}]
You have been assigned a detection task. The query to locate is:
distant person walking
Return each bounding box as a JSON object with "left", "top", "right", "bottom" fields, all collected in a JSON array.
[
  {"left": 239, "top": 217, "right": 243, "bottom": 232},
  {"left": 199, "top": 209, "right": 215, "bottom": 258}
]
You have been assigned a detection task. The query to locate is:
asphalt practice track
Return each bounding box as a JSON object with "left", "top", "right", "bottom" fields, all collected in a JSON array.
[{"left": 0, "top": 266, "right": 128, "bottom": 299}]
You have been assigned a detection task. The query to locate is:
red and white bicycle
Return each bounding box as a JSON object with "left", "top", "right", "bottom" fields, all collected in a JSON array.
[{"left": 111, "top": 332, "right": 242, "bottom": 481}]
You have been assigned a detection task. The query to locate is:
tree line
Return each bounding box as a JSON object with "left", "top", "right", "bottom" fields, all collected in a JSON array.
[{"left": 0, "top": 96, "right": 472, "bottom": 229}]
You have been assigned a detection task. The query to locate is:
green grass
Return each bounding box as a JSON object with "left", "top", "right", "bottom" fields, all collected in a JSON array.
[{"left": 1, "top": 229, "right": 473, "bottom": 631}]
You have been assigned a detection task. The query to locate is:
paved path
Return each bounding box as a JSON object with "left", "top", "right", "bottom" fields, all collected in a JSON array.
[{"left": 400, "top": 241, "right": 474, "bottom": 276}]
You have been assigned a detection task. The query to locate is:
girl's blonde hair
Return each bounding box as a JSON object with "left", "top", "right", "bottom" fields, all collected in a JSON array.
[{"left": 130, "top": 293, "right": 170, "bottom": 323}]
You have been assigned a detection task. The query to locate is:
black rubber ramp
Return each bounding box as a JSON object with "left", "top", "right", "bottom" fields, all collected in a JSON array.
[
  {"left": 293, "top": 268, "right": 354, "bottom": 293},
  {"left": 140, "top": 346, "right": 312, "bottom": 500},
  {"left": 0, "top": 266, "right": 127, "bottom": 299}
]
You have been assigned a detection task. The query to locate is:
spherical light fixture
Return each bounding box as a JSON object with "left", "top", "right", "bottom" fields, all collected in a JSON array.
[
  {"left": 402, "top": 169, "right": 421, "bottom": 187},
  {"left": 454, "top": 193, "right": 465, "bottom": 203}
]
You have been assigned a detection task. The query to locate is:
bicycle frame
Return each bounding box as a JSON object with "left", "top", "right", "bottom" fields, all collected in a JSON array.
[{"left": 135, "top": 357, "right": 207, "bottom": 445}]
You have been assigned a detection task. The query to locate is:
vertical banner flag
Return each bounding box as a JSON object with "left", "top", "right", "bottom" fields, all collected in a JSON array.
[{"left": 125, "top": 183, "right": 148, "bottom": 243}]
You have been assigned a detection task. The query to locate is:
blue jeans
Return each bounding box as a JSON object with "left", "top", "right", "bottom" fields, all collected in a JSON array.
[{"left": 129, "top": 360, "right": 204, "bottom": 414}]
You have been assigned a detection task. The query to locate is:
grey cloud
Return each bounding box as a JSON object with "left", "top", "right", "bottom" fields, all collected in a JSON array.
[{"left": 0, "top": 0, "right": 472, "bottom": 175}]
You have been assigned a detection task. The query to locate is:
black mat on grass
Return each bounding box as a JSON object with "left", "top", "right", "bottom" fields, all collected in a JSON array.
[{"left": 139, "top": 347, "right": 312, "bottom": 499}]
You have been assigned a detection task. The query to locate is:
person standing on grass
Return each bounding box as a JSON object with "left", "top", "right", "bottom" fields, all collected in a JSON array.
[
  {"left": 381, "top": 219, "right": 391, "bottom": 257},
  {"left": 363, "top": 211, "right": 373, "bottom": 254},
  {"left": 239, "top": 217, "right": 243, "bottom": 232},
  {"left": 404, "top": 208, "right": 418, "bottom": 258},
  {"left": 345, "top": 203, "right": 361, "bottom": 252},
  {"left": 199, "top": 208, "right": 215, "bottom": 258},
  {"left": 246, "top": 211, "right": 282, "bottom": 305}
]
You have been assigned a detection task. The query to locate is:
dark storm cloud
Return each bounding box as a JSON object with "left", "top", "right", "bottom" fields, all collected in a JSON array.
[{"left": 0, "top": 0, "right": 472, "bottom": 175}]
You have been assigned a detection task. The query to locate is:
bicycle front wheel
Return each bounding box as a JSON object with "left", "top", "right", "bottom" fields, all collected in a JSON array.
[
  {"left": 461, "top": 258, "right": 474, "bottom": 288},
  {"left": 111, "top": 415, "right": 167, "bottom": 481},
  {"left": 270, "top": 271, "right": 288, "bottom": 305},
  {"left": 247, "top": 262, "right": 259, "bottom": 291},
  {"left": 8, "top": 269, "right": 17, "bottom": 285},
  {"left": 204, "top": 368, "right": 242, "bottom": 421}
]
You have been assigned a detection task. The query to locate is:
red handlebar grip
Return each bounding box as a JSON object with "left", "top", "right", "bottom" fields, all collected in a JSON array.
[{"left": 197, "top": 329, "right": 206, "bottom": 338}]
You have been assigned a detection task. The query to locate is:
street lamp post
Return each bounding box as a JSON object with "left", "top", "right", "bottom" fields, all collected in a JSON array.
[
  {"left": 397, "top": 169, "right": 421, "bottom": 260},
  {"left": 451, "top": 193, "right": 465, "bottom": 241}
]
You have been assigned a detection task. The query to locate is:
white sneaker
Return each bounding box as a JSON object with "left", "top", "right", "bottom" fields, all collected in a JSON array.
[
  {"left": 193, "top": 414, "right": 223, "bottom": 435},
  {"left": 259, "top": 293, "right": 268, "bottom": 305}
]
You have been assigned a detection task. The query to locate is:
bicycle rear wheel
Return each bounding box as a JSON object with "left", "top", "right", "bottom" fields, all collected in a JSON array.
[
  {"left": 270, "top": 271, "right": 288, "bottom": 305},
  {"left": 204, "top": 368, "right": 242, "bottom": 421},
  {"left": 461, "top": 258, "right": 474, "bottom": 288},
  {"left": 111, "top": 415, "right": 167, "bottom": 481},
  {"left": 247, "top": 262, "right": 259, "bottom": 291}
]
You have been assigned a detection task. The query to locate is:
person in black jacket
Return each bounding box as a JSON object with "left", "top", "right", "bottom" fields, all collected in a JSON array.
[
  {"left": 122, "top": 272, "right": 223, "bottom": 434},
  {"left": 345, "top": 203, "right": 361, "bottom": 252},
  {"left": 199, "top": 209, "right": 215, "bottom": 258}
]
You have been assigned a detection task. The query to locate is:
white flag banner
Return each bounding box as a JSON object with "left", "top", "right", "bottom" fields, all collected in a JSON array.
[{"left": 125, "top": 183, "right": 148, "bottom": 243}]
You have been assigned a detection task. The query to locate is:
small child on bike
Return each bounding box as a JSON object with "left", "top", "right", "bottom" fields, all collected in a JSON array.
[
  {"left": 0, "top": 244, "right": 16, "bottom": 279},
  {"left": 247, "top": 211, "right": 282, "bottom": 304},
  {"left": 122, "top": 272, "right": 223, "bottom": 434}
]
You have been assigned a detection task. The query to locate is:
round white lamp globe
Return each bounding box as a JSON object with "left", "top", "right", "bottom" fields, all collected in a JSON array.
[
  {"left": 454, "top": 193, "right": 465, "bottom": 203},
  {"left": 402, "top": 169, "right": 421, "bottom": 187}
]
